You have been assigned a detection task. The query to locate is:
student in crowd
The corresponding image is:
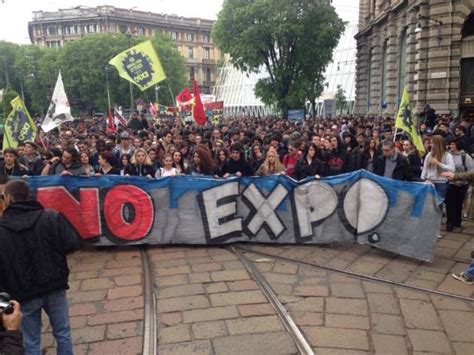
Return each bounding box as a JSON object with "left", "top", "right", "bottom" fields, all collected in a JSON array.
[
  {"left": 292, "top": 143, "right": 327, "bottom": 180},
  {"left": 248, "top": 143, "right": 265, "bottom": 175},
  {"left": 96, "top": 151, "right": 120, "bottom": 175},
  {"left": 214, "top": 148, "right": 229, "bottom": 178},
  {"left": 124, "top": 148, "right": 155, "bottom": 178},
  {"left": 155, "top": 153, "right": 179, "bottom": 178},
  {"left": 186, "top": 145, "right": 216, "bottom": 176},
  {"left": 80, "top": 152, "right": 95, "bottom": 176},
  {"left": 374, "top": 141, "right": 420, "bottom": 181},
  {"left": 421, "top": 135, "right": 455, "bottom": 201},
  {"left": 119, "top": 153, "right": 131, "bottom": 176},
  {"left": 18, "top": 141, "right": 44, "bottom": 176},
  {"left": 364, "top": 138, "right": 378, "bottom": 173},
  {"left": 326, "top": 135, "right": 349, "bottom": 176},
  {"left": 445, "top": 139, "right": 473, "bottom": 231},
  {"left": 401, "top": 140, "right": 423, "bottom": 178},
  {"left": 255, "top": 147, "right": 286, "bottom": 176},
  {"left": 282, "top": 141, "right": 302, "bottom": 177},
  {"left": 172, "top": 151, "right": 186, "bottom": 175},
  {"left": 42, "top": 147, "right": 83, "bottom": 176},
  {"left": 0, "top": 148, "right": 28, "bottom": 177},
  {"left": 222, "top": 143, "right": 252, "bottom": 177}
]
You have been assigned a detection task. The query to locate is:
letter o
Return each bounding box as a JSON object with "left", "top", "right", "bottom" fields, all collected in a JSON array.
[{"left": 104, "top": 185, "right": 154, "bottom": 241}]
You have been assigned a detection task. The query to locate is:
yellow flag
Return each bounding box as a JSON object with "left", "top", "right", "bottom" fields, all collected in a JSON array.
[
  {"left": 3, "top": 96, "right": 37, "bottom": 150},
  {"left": 109, "top": 40, "right": 166, "bottom": 91},
  {"left": 395, "top": 86, "right": 425, "bottom": 155}
]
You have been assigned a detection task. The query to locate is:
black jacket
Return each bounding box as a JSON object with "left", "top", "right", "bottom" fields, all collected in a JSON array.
[
  {"left": 0, "top": 201, "right": 80, "bottom": 303},
  {"left": 124, "top": 164, "right": 155, "bottom": 177},
  {"left": 373, "top": 153, "right": 421, "bottom": 181},
  {"left": 325, "top": 149, "right": 349, "bottom": 176},
  {"left": 292, "top": 157, "right": 327, "bottom": 180},
  {"left": 349, "top": 146, "right": 367, "bottom": 172},
  {"left": 222, "top": 158, "right": 252, "bottom": 176},
  {"left": 0, "top": 330, "right": 24, "bottom": 355}
]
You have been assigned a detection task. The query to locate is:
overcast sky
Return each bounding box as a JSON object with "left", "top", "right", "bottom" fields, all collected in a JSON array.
[{"left": 0, "top": 0, "right": 225, "bottom": 44}]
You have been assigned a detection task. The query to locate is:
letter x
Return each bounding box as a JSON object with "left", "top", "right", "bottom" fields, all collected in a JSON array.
[{"left": 242, "top": 183, "right": 288, "bottom": 239}]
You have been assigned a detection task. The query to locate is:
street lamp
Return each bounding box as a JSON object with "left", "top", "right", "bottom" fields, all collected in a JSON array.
[
  {"left": 105, "top": 66, "right": 112, "bottom": 115},
  {"left": 119, "top": 26, "right": 135, "bottom": 115},
  {"left": 1, "top": 56, "right": 10, "bottom": 87},
  {"left": 414, "top": 14, "right": 443, "bottom": 41}
]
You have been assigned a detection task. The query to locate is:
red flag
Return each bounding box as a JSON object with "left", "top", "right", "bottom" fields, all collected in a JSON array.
[
  {"left": 107, "top": 109, "right": 116, "bottom": 133},
  {"left": 192, "top": 80, "right": 207, "bottom": 126},
  {"left": 176, "top": 87, "right": 193, "bottom": 105}
]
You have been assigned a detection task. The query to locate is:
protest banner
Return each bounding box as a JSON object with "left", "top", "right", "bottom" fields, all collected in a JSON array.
[{"left": 27, "top": 170, "right": 442, "bottom": 262}]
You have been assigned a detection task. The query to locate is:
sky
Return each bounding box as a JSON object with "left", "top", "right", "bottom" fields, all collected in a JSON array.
[{"left": 0, "top": 0, "right": 225, "bottom": 44}]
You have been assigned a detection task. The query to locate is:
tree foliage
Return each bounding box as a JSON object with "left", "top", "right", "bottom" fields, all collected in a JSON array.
[
  {"left": 335, "top": 85, "right": 347, "bottom": 115},
  {"left": 0, "top": 33, "right": 187, "bottom": 116},
  {"left": 213, "top": 0, "right": 345, "bottom": 115}
]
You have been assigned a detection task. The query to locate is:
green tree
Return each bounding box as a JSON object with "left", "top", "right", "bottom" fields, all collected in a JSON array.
[
  {"left": 335, "top": 85, "right": 347, "bottom": 115},
  {"left": 213, "top": 0, "right": 345, "bottom": 116},
  {"left": 1, "top": 33, "right": 187, "bottom": 116}
]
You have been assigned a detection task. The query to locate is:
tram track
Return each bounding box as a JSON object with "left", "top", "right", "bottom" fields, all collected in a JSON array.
[
  {"left": 229, "top": 246, "right": 315, "bottom": 355},
  {"left": 140, "top": 247, "right": 157, "bottom": 355},
  {"left": 235, "top": 245, "right": 474, "bottom": 302}
]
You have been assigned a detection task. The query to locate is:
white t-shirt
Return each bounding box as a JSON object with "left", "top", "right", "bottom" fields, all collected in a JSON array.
[{"left": 155, "top": 167, "right": 178, "bottom": 178}]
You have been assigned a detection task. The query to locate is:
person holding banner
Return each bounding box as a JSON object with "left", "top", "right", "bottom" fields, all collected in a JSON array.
[
  {"left": 41, "top": 147, "right": 83, "bottom": 177},
  {"left": 18, "top": 142, "right": 44, "bottom": 176},
  {"left": 292, "top": 143, "right": 327, "bottom": 180},
  {"left": 186, "top": 146, "right": 215, "bottom": 176},
  {"left": 255, "top": 147, "right": 286, "bottom": 176},
  {"left": 124, "top": 148, "right": 155, "bottom": 178}
]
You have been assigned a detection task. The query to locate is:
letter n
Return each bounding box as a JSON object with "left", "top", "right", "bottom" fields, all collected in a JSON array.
[{"left": 37, "top": 187, "right": 101, "bottom": 239}]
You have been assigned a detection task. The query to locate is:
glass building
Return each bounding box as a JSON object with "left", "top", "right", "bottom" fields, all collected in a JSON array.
[{"left": 214, "top": 0, "right": 359, "bottom": 117}]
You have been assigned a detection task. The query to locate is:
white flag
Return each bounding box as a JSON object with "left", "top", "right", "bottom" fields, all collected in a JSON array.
[{"left": 41, "top": 72, "right": 74, "bottom": 132}]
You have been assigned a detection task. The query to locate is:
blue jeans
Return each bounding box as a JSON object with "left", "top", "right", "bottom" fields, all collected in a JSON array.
[
  {"left": 434, "top": 182, "right": 448, "bottom": 202},
  {"left": 466, "top": 260, "right": 474, "bottom": 279},
  {"left": 20, "top": 289, "right": 73, "bottom": 355}
]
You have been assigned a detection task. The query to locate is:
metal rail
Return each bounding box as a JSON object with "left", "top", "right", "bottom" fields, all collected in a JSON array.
[
  {"left": 230, "top": 247, "right": 315, "bottom": 355},
  {"left": 236, "top": 246, "right": 474, "bottom": 303},
  {"left": 141, "top": 247, "right": 157, "bottom": 355}
]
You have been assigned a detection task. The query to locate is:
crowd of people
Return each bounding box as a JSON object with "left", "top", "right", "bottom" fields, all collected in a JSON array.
[
  {"left": 1, "top": 111, "right": 474, "bottom": 354},
  {"left": 1, "top": 112, "right": 473, "bottom": 227}
]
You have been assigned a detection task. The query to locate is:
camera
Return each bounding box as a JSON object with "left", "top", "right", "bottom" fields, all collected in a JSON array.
[{"left": 0, "top": 292, "right": 14, "bottom": 315}]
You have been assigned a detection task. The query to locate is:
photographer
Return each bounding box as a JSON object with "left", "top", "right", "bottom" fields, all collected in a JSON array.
[
  {"left": 0, "top": 180, "right": 80, "bottom": 354},
  {"left": 0, "top": 300, "right": 24, "bottom": 354}
]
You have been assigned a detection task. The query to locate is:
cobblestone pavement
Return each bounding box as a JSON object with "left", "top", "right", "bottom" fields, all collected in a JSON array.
[{"left": 40, "top": 222, "right": 473, "bottom": 354}]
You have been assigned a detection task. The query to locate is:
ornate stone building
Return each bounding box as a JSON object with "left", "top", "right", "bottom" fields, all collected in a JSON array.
[
  {"left": 355, "top": 0, "right": 474, "bottom": 117},
  {"left": 28, "top": 6, "right": 222, "bottom": 94}
]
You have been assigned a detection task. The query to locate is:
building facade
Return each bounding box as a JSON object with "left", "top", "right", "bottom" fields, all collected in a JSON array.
[
  {"left": 355, "top": 0, "right": 474, "bottom": 117},
  {"left": 28, "top": 6, "right": 222, "bottom": 94}
]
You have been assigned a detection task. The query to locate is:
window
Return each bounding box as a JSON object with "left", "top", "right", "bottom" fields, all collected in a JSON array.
[
  {"left": 188, "top": 47, "right": 194, "bottom": 59},
  {"left": 381, "top": 41, "right": 388, "bottom": 107},
  {"left": 89, "top": 25, "right": 95, "bottom": 33},
  {"left": 206, "top": 68, "right": 211, "bottom": 82},
  {"left": 204, "top": 47, "right": 210, "bottom": 59},
  {"left": 46, "top": 26, "right": 58, "bottom": 36},
  {"left": 398, "top": 30, "right": 408, "bottom": 104},
  {"left": 186, "top": 33, "right": 194, "bottom": 41},
  {"left": 138, "top": 27, "right": 145, "bottom": 35},
  {"left": 171, "top": 31, "right": 177, "bottom": 40},
  {"left": 203, "top": 35, "right": 209, "bottom": 43},
  {"left": 47, "top": 41, "right": 61, "bottom": 49},
  {"left": 95, "top": 24, "right": 100, "bottom": 33},
  {"left": 190, "top": 67, "right": 195, "bottom": 79}
]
